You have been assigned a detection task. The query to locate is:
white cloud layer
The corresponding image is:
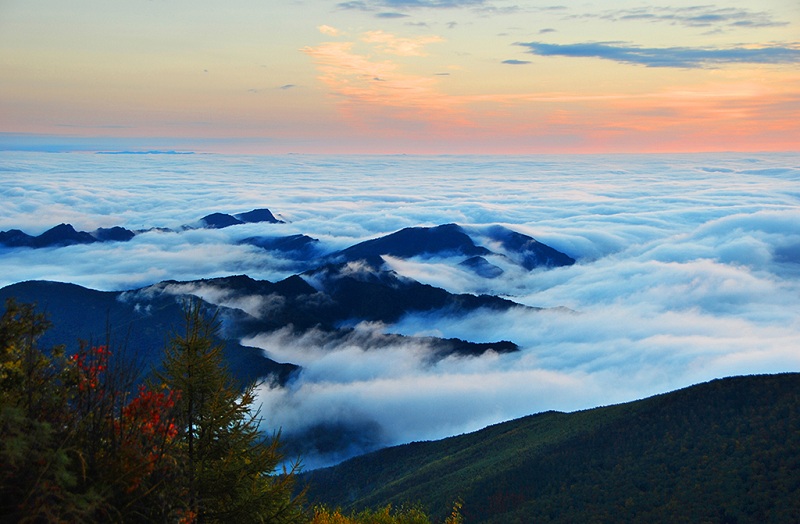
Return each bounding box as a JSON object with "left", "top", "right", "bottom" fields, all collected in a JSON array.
[{"left": 2, "top": 151, "right": 799, "bottom": 467}]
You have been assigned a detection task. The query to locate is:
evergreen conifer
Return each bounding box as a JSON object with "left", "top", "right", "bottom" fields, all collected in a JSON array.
[{"left": 160, "top": 300, "right": 306, "bottom": 523}]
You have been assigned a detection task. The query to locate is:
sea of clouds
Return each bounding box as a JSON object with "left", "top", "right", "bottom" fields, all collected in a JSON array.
[{"left": 2, "top": 151, "right": 799, "bottom": 467}]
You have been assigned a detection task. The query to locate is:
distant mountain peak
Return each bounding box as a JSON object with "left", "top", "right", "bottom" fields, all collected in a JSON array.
[
  {"left": 324, "top": 223, "right": 575, "bottom": 276},
  {"left": 0, "top": 229, "right": 35, "bottom": 248},
  {"left": 199, "top": 213, "right": 244, "bottom": 229},
  {"left": 459, "top": 255, "right": 505, "bottom": 278},
  {"left": 93, "top": 226, "right": 136, "bottom": 242},
  {"left": 332, "top": 223, "right": 491, "bottom": 263},
  {"left": 196, "top": 208, "right": 284, "bottom": 229},
  {"left": 480, "top": 225, "right": 575, "bottom": 269},
  {"left": 239, "top": 234, "right": 320, "bottom": 260},
  {"left": 35, "top": 223, "right": 98, "bottom": 247},
  {"left": 0, "top": 207, "right": 287, "bottom": 249},
  {"left": 236, "top": 208, "right": 283, "bottom": 224}
]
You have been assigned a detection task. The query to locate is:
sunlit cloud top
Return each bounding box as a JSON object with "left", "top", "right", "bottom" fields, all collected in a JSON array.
[{"left": 0, "top": 0, "right": 798, "bottom": 153}]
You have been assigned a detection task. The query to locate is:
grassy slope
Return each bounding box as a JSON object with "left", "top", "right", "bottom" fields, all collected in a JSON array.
[{"left": 302, "top": 373, "right": 800, "bottom": 523}]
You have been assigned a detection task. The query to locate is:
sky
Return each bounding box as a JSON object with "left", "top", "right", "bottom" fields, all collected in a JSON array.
[
  {"left": 1, "top": 0, "right": 799, "bottom": 154},
  {"left": 1, "top": 152, "right": 798, "bottom": 466}
]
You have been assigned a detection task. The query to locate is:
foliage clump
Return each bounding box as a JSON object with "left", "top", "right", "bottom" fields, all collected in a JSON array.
[
  {"left": 310, "top": 501, "right": 463, "bottom": 524},
  {"left": 0, "top": 298, "right": 305, "bottom": 523}
]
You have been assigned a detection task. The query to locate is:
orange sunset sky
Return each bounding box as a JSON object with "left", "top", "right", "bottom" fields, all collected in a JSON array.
[{"left": 1, "top": 0, "right": 798, "bottom": 154}]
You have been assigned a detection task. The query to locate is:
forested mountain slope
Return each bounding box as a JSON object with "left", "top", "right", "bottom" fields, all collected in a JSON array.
[{"left": 302, "top": 373, "right": 800, "bottom": 523}]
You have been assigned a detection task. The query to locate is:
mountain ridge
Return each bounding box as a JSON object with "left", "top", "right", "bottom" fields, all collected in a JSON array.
[
  {"left": 301, "top": 372, "right": 800, "bottom": 523},
  {"left": 1, "top": 216, "right": 576, "bottom": 280},
  {"left": 0, "top": 207, "right": 283, "bottom": 248},
  {"left": 0, "top": 260, "right": 530, "bottom": 381}
]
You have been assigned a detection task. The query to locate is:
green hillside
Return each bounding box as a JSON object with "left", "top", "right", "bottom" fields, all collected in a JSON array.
[{"left": 302, "top": 373, "right": 800, "bottom": 523}]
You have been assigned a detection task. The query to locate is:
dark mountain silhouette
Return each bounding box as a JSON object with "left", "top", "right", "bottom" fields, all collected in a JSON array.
[
  {"left": 483, "top": 224, "right": 575, "bottom": 269},
  {"left": 240, "top": 234, "right": 321, "bottom": 260},
  {"left": 248, "top": 222, "right": 574, "bottom": 285},
  {"left": 236, "top": 208, "right": 283, "bottom": 224},
  {"left": 0, "top": 229, "right": 36, "bottom": 248},
  {"left": 93, "top": 226, "right": 136, "bottom": 242},
  {"left": 1, "top": 217, "right": 575, "bottom": 285},
  {"left": 0, "top": 259, "right": 528, "bottom": 385},
  {"left": 199, "top": 212, "right": 244, "bottom": 229},
  {"left": 34, "top": 224, "right": 98, "bottom": 247},
  {"left": 332, "top": 224, "right": 491, "bottom": 262},
  {"left": 0, "top": 224, "right": 134, "bottom": 248},
  {"left": 300, "top": 256, "right": 528, "bottom": 328},
  {"left": 197, "top": 208, "right": 284, "bottom": 229},
  {"left": 0, "top": 208, "right": 284, "bottom": 249},
  {"left": 135, "top": 262, "right": 529, "bottom": 350},
  {"left": 0, "top": 280, "right": 297, "bottom": 387},
  {"left": 459, "top": 256, "right": 504, "bottom": 278},
  {"left": 324, "top": 223, "right": 575, "bottom": 276},
  {"left": 302, "top": 373, "right": 800, "bottom": 523}
]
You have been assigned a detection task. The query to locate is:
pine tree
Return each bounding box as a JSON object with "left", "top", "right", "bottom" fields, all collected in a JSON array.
[{"left": 160, "top": 300, "right": 306, "bottom": 523}]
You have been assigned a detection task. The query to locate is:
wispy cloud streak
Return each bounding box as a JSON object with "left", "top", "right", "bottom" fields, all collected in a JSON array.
[
  {"left": 588, "top": 5, "right": 789, "bottom": 30},
  {"left": 517, "top": 41, "right": 800, "bottom": 68},
  {"left": 338, "top": 0, "right": 487, "bottom": 11}
]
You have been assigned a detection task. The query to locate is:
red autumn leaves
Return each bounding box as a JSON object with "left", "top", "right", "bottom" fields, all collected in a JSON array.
[{"left": 70, "top": 345, "right": 182, "bottom": 495}]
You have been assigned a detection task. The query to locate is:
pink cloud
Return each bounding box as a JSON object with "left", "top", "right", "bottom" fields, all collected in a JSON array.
[
  {"left": 302, "top": 26, "right": 796, "bottom": 153},
  {"left": 361, "top": 31, "right": 444, "bottom": 56},
  {"left": 301, "top": 37, "right": 470, "bottom": 133}
]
